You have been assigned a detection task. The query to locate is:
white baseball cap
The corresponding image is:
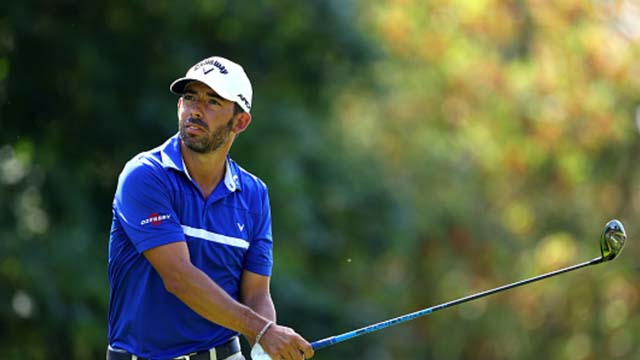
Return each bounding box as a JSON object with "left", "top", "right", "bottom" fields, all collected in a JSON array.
[{"left": 170, "top": 56, "right": 253, "bottom": 113}]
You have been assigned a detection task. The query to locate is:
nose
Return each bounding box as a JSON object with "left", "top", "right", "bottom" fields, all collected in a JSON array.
[{"left": 188, "top": 100, "right": 204, "bottom": 119}]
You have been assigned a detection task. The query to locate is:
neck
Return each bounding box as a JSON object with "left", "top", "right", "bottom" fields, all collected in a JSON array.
[{"left": 180, "top": 140, "right": 232, "bottom": 198}]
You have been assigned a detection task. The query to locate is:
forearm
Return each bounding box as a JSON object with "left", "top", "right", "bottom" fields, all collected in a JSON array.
[
  {"left": 241, "top": 291, "right": 276, "bottom": 345},
  {"left": 244, "top": 291, "right": 276, "bottom": 321},
  {"left": 166, "top": 263, "right": 268, "bottom": 339}
]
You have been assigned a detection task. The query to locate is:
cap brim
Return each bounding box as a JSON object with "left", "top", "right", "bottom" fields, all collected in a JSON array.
[
  {"left": 169, "top": 78, "right": 234, "bottom": 102},
  {"left": 169, "top": 78, "right": 194, "bottom": 94},
  {"left": 169, "top": 76, "right": 251, "bottom": 113}
]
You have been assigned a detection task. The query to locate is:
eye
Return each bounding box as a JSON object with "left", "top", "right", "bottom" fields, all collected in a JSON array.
[
  {"left": 183, "top": 94, "right": 195, "bottom": 101},
  {"left": 208, "top": 98, "right": 221, "bottom": 106}
]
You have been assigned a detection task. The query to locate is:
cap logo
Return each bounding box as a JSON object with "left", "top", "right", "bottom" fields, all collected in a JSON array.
[
  {"left": 237, "top": 94, "right": 251, "bottom": 110},
  {"left": 193, "top": 58, "right": 229, "bottom": 75}
]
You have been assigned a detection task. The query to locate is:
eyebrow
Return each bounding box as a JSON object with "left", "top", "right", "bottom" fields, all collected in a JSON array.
[{"left": 184, "top": 89, "right": 225, "bottom": 101}]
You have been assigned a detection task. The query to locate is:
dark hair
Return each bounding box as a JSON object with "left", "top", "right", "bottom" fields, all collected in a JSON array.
[{"left": 233, "top": 103, "right": 244, "bottom": 116}]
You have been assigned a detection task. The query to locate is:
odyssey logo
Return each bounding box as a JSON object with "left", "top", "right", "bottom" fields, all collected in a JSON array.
[{"left": 140, "top": 213, "right": 171, "bottom": 226}]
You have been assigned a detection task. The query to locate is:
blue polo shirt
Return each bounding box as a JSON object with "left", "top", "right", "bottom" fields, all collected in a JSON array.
[{"left": 107, "top": 134, "right": 273, "bottom": 359}]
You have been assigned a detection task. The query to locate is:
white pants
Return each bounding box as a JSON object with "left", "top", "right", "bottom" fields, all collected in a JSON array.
[{"left": 223, "top": 353, "right": 245, "bottom": 360}]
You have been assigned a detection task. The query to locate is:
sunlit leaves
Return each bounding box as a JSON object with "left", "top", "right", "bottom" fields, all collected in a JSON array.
[{"left": 327, "top": 0, "right": 640, "bottom": 358}]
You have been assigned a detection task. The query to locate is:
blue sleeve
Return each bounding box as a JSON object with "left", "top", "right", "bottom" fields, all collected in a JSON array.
[
  {"left": 114, "top": 158, "right": 185, "bottom": 253},
  {"left": 244, "top": 185, "right": 273, "bottom": 276}
]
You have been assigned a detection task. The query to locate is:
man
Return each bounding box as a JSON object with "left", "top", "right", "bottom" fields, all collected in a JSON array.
[{"left": 107, "top": 56, "right": 314, "bottom": 360}]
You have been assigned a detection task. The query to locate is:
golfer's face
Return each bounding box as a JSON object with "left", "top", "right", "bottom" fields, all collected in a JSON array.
[{"left": 177, "top": 82, "right": 236, "bottom": 153}]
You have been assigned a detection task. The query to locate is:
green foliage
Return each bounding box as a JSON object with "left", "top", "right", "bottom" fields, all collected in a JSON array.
[{"left": 1, "top": 0, "right": 640, "bottom": 359}]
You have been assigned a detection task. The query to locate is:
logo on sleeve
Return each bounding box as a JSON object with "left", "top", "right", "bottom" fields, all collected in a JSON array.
[{"left": 140, "top": 213, "right": 171, "bottom": 226}]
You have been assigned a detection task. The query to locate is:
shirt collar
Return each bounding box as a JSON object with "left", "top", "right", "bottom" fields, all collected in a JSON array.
[{"left": 159, "top": 133, "right": 241, "bottom": 192}]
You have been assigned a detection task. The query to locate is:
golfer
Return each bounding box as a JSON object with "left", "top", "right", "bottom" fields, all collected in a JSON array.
[{"left": 107, "top": 56, "right": 314, "bottom": 360}]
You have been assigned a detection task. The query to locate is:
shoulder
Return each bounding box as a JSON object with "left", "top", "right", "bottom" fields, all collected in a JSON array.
[
  {"left": 230, "top": 158, "right": 269, "bottom": 194},
  {"left": 228, "top": 159, "right": 271, "bottom": 216},
  {"left": 117, "top": 146, "right": 169, "bottom": 189}
]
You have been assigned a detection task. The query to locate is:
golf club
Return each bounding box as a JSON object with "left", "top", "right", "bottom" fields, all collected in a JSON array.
[{"left": 309, "top": 219, "right": 627, "bottom": 351}]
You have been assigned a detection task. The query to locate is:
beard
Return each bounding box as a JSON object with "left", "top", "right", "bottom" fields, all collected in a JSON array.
[{"left": 179, "top": 116, "right": 234, "bottom": 154}]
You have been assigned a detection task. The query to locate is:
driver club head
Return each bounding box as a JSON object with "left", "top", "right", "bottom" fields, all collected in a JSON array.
[{"left": 600, "top": 219, "right": 627, "bottom": 261}]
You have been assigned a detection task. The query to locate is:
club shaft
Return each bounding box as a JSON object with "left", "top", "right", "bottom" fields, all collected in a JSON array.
[{"left": 311, "top": 256, "right": 604, "bottom": 350}]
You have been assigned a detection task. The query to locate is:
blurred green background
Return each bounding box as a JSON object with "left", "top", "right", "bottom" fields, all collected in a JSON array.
[{"left": 1, "top": 0, "right": 639, "bottom": 359}]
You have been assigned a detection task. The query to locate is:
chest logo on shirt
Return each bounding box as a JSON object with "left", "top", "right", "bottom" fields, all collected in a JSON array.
[
  {"left": 140, "top": 213, "right": 171, "bottom": 226},
  {"left": 237, "top": 222, "right": 245, "bottom": 232}
]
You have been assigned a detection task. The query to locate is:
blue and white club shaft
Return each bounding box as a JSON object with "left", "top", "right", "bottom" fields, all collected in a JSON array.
[{"left": 311, "top": 256, "right": 604, "bottom": 350}]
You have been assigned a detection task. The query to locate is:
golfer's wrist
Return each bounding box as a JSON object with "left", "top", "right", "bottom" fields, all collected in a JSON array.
[{"left": 255, "top": 320, "right": 274, "bottom": 345}]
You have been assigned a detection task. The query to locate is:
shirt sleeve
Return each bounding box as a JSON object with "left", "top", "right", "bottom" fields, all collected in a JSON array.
[
  {"left": 113, "top": 158, "right": 185, "bottom": 253},
  {"left": 244, "top": 185, "right": 274, "bottom": 276}
]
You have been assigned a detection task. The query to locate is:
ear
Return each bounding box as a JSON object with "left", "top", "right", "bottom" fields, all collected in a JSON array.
[
  {"left": 232, "top": 112, "right": 252, "bottom": 134},
  {"left": 176, "top": 97, "right": 183, "bottom": 119}
]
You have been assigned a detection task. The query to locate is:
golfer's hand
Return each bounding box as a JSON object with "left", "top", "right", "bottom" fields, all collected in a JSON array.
[{"left": 259, "top": 324, "right": 314, "bottom": 359}]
